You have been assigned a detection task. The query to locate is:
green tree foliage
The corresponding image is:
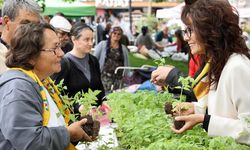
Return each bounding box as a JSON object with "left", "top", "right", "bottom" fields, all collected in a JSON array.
[
  {"left": 136, "top": 16, "right": 159, "bottom": 33},
  {"left": 0, "top": 0, "right": 3, "bottom": 8},
  {"left": 35, "top": 0, "right": 75, "bottom": 12}
]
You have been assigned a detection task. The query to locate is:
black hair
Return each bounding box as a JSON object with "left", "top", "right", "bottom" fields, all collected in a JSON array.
[
  {"left": 70, "top": 22, "right": 93, "bottom": 39},
  {"left": 141, "top": 26, "right": 148, "bottom": 36}
]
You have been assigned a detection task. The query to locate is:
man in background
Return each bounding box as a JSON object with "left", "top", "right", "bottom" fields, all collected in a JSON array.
[
  {"left": 50, "top": 15, "right": 73, "bottom": 54},
  {"left": 155, "top": 25, "right": 173, "bottom": 47},
  {"left": 0, "top": 0, "right": 41, "bottom": 73}
]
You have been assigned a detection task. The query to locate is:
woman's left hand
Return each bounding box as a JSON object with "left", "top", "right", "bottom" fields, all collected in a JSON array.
[{"left": 171, "top": 114, "right": 205, "bottom": 134}]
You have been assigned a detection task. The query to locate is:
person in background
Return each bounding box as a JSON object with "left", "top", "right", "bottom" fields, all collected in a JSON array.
[
  {"left": 55, "top": 12, "right": 65, "bottom": 17},
  {"left": 94, "top": 26, "right": 129, "bottom": 92},
  {"left": 155, "top": 25, "right": 173, "bottom": 47},
  {"left": 52, "top": 22, "right": 105, "bottom": 115},
  {"left": 242, "top": 31, "right": 250, "bottom": 48},
  {"left": 151, "top": 0, "right": 250, "bottom": 145},
  {"left": 102, "top": 22, "right": 112, "bottom": 41},
  {"left": 132, "top": 24, "right": 139, "bottom": 38},
  {"left": 96, "top": 16, "right": 104, "bottom": 44},
  {"left": 0, "top": 22, "right": 92, "bottom": 150},
  {"left": 50, "top": 15, "right": 73, "bottom": 54},
  {"left": 135, "top": 26, "right": 164, "bottom": 59},
  {"left": 168, "top": 29, "right": 189, "bottom": 54},
  {"left": 0, "top": 0, "right": 41, "bottom": 74}
]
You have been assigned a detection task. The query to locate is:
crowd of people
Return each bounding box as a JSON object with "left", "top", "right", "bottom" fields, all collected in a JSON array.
[{"left": 0, "top": 0, "right": 250, "bottom": 149}]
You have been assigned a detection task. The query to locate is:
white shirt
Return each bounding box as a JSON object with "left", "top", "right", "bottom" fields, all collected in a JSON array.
[{"left": 44, "top": 87, "right": 66, "bottom": 127}]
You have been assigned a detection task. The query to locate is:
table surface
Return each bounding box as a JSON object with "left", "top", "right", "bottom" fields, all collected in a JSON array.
[{"left": 76, "top": 123, "right": 119, "bottom": 150}]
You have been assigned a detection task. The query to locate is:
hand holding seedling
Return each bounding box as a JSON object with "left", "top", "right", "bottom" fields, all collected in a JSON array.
[
  {"left": 67, "top": 118, "right": 92, "bottom": 142},
  {"left": 171, "top": 114, "right": 205, "bottom": 133},
  {"left": 151, "top": 65, "right": 174, "bottom": 86},
  {"left": 75, "top": 89, "right": 101, "bottom": 140},
  {"left": 172, "top": 102, "right": 194, "bottom": 116},
  {"left": 168, "top": 76, "right": 195, "bottom": 130}
]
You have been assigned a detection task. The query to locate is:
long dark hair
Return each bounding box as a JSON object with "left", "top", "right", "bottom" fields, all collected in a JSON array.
[
  {"left": 175, "top": 29, "right": 189, "bottom": 54},
  {"left": 105, "top": 26, "right": 124, "bottom": 63},
  {"left": 141, "top": 26, "right": 148, "bottom": 36},
  {"left": 181, "top": 0, "right": 250, "bottom": 88}
]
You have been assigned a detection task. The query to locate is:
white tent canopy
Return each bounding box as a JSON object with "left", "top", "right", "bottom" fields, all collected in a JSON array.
[
  {"left": 156, "top": 3, "right": 184, "bottom": 19},
  {"left": 157, "top": 2, "right": 250, "bottom": 19},
  {"left": 238, "top": 7, "right": 250, "bottom": 18}
]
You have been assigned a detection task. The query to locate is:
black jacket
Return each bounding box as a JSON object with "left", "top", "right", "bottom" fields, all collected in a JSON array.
[
  {"left": 51, "top": 54, "right": 105, "bottom": 114},
  {"left": 165, "top": 68, "right": 197, "bottom": 102}
]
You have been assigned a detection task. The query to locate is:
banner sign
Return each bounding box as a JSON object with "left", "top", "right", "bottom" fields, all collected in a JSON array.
[{"left": 95, "top": 0, "right": 129, "bottom": 8}]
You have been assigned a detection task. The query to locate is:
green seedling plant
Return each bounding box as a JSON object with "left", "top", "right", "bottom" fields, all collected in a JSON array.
[
  {"left": 74, "top": 89, "right": 101, "bottom": 143},
  {"left": 154, "top": 58, "right": 166, "bottom": 66},
  {"left": 105, "top": 90, "right": 250, "bottom": 149},
  {"left": 172, "top": 76, "right": 195, "bottom": 112},
  {"left": 175, "top": 76, "right": 195, "bottom": 101},
  {"left": 171, "top": 76, "right": 195, "bottom": 129},
  {"left": 55, "top": 79, "right": 77, "bottom": 122},
  {"left": 74, "top": 88, "right": 101, "bottom": 117}
]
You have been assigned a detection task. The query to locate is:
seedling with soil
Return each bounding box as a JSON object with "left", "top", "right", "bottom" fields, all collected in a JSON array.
[
  {"left": 56, "top": 80, "right": 101, "bottom": 138},
  {"left": 164, "top": 76, "right": 194, "bottom": 130},
  {"left": 74, "top": 89, "right": 101, "bottom": 138}
]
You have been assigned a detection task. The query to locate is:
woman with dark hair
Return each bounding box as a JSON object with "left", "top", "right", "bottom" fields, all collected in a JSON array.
[
  {"left": 0, "top": 22, "right": 92, "bottom": 150},
  {"left": 134, "top": 26, "right": 165, "bottom": 59},
  {"left": 135, "top": 26, "right": 154, "bottom": 50},
  {"left": 166, "top": 29, "right": 190, "bottom": 55},
  {"left": 151, "top": 0, "right": 250, "bottom": 145},
  {"left": 52, "top": 22, "right": 105, "bottom": 115},
  {"left": 135, "top": 26, "right": 164, "bottom": 51},
  {"left": 94, "top": 26, "right": 129, "bottom": 92},
  {"left": 174, "top": 29, "right": 189, "bottom": 54}
]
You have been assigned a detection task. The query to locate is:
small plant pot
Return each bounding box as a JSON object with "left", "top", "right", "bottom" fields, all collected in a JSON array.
[
  {"left": 164, "top": 102, "right": 173, "bottom": 115},
  {"left": 80, "top": 115, "right": 100, "bottom": 138},
  {"left": 174, "top": 119, "right": 185, "bottom": 130}
]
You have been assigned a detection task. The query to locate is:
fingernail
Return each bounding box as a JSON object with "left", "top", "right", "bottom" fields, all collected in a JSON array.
[{"left": 175, "top": 117, "right": 180, "bottom": 120}]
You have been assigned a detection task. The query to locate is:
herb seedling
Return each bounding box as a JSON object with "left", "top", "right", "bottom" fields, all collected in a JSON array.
[
  {"left": 74, "top": 89, "right": 101, "bottom": 138},
  {"left": 55, "top": 79, "right": 77, "bottom": 122},
  {"left": 172, "top": 76, "right": 195, "bottom": 129},
  {"left": 154, "top": 58, "right": 166, "bottom": 66}
]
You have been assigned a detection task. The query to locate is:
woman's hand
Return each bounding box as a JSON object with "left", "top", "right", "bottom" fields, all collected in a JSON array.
[
  {"left": 151, "top": 66, "right": 174, "bottom": 86},
  {"left": 171, "top": 114, "right": 205, "bottom": 134},
  {"left": 67, "top": 118, "right": 92, "bottom": 142},
  {"left": 173, "top": 102, "right": 194, "bottom": 116}
]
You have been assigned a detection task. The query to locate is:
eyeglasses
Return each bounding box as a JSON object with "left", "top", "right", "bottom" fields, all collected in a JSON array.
[
  {"left": 182, "top": 27, "right": 192, "bottom": 39},
  {"left": 41, "top": 43, "right": 62, "bottom": 55}
]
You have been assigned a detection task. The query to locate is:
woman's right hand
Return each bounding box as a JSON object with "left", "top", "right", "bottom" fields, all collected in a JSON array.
[
  {"left": 151, "top": 66, "right": 174, "bottom": 86},
  {"left": 67, "top": 118, "right": 92, "bottom": 142},
  {"left": 173, "top": 102, "right": 194, "bottom": 116}
]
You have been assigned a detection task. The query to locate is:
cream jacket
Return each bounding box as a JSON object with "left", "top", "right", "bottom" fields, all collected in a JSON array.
[{"left": 194, "top": 53, "right": 250, "bottom": 145}]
